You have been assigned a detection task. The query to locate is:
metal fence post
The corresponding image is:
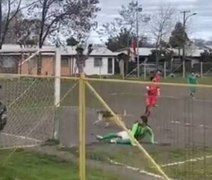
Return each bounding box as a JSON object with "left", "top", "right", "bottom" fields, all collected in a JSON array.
[
  {"left": 53, "top": 48, "right": 61, "bottom": 140},
  {"left": 200, "top": 61, "right": 203, "bottom": 77},
  {"left": 164, "top": 61, "right": 167, "bottom": 79},
  {"left": 79, "top": 73, "right": 86, "bottom": 180}
]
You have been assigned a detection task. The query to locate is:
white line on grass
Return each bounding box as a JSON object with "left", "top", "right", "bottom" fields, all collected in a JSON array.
[
  {"left": 1, "top": 133, "right": 42, "bottom": 142},
  {"left": 161, "top": 155, "right": 212, "bottom": 168},
  {"left": 0, "top": 144, "right": 41, "bottom": 150},
  {"left": 108, "top": 158, "right": 174, "bottom": 180},
  {"left": 170, "top": 121, "right": 212, "bottom": 129}
]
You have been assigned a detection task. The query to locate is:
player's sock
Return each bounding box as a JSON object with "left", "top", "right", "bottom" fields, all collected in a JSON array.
[
  {"left": 145, "top": 106, "right": 151, "bottom": 117},
  {"left": 146, "top": 111, "right": 150, "bottom": 117},
  {"left": 145, "top": 106, "right": 149, "bottom": 114}
]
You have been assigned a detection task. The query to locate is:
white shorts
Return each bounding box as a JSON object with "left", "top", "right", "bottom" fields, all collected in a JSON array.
[{"left": 117, "top": 131, "right": 130, "bottom": 140}]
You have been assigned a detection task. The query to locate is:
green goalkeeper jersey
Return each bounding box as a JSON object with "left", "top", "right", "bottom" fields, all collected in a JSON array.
[
  {"left": 187, "top": 74, "right": 198, "bottom": 84},
  {"left": 131, "top": 122, "right": 155, "bottom": 144}
]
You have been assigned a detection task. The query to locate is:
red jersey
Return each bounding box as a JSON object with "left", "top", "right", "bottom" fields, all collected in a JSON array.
[{"left": 147, "top": 84, "right": 158, "bottom": 96}]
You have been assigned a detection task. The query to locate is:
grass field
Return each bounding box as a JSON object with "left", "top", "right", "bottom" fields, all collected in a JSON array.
[
  {"left": 0, "top": 149, "right": 120, "bottom": 180},
  {"left": 1, "top": 75, "right": 212, "bottom": 179},
  {"left": 68, "top": 144, "right": 212, "bottom": 180}
]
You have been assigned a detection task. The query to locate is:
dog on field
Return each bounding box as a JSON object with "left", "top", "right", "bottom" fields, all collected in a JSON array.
[{"left": 94, "top": 110, "right": 127, "bottom": 127}]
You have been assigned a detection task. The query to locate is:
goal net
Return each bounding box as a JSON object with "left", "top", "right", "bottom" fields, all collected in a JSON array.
[{"left": 0, "top": 76, "right": 56, "bottom": 149}]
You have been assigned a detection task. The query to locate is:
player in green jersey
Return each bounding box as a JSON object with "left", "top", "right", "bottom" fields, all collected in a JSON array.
[
  {"left": 96, "top": 115, "right": 155, "bottom": 145},
  {"left": 187, "top": 71, "right": 198, "bottom": 97}
]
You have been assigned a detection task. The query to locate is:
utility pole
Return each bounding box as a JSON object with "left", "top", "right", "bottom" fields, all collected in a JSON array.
[
  {"left": 181, "top": 10, "right": 197, "bottom": 78},
  {"left": 136, "top": 9, "right": 140, "bottom": 78},
  {"left": 181, "top": 10, "right": 189, "bottom": 78},
  {"left": 136, "top": 3, "right": 142, "bottom": 78}
]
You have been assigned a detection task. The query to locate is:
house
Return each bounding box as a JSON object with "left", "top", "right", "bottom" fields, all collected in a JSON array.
[
  {"left": 61, "top": 46, "right": 117, "bottom": 75},
  {"left": 0, "top": 44, "right": 117, "bottom": 76},
  {"left": 115, "top": 46, "right": 209, "bottom": 75}
]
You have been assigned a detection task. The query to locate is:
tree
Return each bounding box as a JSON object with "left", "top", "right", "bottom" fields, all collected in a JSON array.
[
  {"left": 4, "top": 11, "right": 40, "bottom": 47},
  {"left": 66, "top": 37, "right": 79, "bottom": 46},
  {"left": 27, "top": 0, "right": 100, "bottom": 48},
  {"left": 149, "top": 4, "right": 176, "bottom": 66},
  {"left": 16, "top": 18, "right": 40, "bottom": 47},
  {"left": 98, "top": 1, "right": 149, "bottom": 44},
  {"left": 27, "top": 0, "right": 100, "bottom": 75},
  {"left": 0, "top": 0, "right": 39, "bottom": 48},
  {"left": 169, "top": 22, "right": 189, "bottom": 54},
  {"left": 105, "top": 28, "right": 151, "bottom": 51},
  {"left": 200, "top": 50, "right": 212, "bottom": 62},
  {"left": 75, "top": 44, "right": 93, "bottom": 74},
  {"left": 150, "top": 5, "right": 176, "bottom": 46},
  {"left": 106, "top": 28, "right": 133, "bottom": 52},
  {"left": 98, "top": 1, "right": 150, "bottom": 75},
  {"left": 0, "top": 0, "right": 22, "bottom": 49}
]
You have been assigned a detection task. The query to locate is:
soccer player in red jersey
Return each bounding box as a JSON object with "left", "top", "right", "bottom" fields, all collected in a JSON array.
[
  {"left": 154, "top": 70, "right": 161, "bottom": 83},
  {"left": 144, "top": 77, "right": 158, "bottom": 117},
  {"left": 153, "top": 71, "right": 161, "bottom": 106}
]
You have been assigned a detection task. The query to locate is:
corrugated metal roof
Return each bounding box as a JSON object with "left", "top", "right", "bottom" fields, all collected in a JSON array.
[
  {"left": 0, "top": 44, "right": 117, "bottom": 56},
  {"left": 116, "top": 47, "right": 205, "bottom": 57},
  {"left": 61, "top": 46, "right": 118, "bottom": 56},
  {"left": 116, "top": 47, "right": 154, "bottom": 56},
  {"left": 0, "top": 44, "right": 208, "bottom": 57}
]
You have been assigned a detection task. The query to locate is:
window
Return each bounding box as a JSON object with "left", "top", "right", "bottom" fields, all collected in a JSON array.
[
  {"left": 61, "top": 57, "right": 69, "bottom": 67},
  {"left": 94, "top": 57, "right": 102, "bottom": 67},
  {"left": 108, "top": 58, "right": 113, "bottom": 74}
]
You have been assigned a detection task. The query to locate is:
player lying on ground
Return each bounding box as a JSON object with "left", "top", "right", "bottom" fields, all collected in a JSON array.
[
  {"left": 144, "top": 77, "right": 159, "bottom": 117},
  {"left": 187, "top": 71, "right": 198, "bottom": 98},
  {"left": 0, "top": 101, "right": 7, "bottom": 131},
  {"left": 96, "top": 115, "right": 156, "bottom": 145}
]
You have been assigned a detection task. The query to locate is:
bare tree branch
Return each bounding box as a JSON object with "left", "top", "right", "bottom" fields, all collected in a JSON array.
[
  {"left": 98, "top": 1, "right": 149, "bottom": 45},
  {"left": 150, "top": 4, "right": 176, "bottom": 47},
  {"left": 0, "top": 0, "right": 23, "bottom": 48}
]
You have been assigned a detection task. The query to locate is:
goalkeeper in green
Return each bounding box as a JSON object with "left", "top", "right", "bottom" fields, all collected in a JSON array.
[
  {"left": 187, "top": 71, "right": 198, "bottom": 97},
  {"left": 96, "top": 115, "right": 155, "bottom": 145}
]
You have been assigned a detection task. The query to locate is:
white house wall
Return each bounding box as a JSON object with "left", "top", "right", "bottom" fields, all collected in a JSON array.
[{"left": 84, "top": 57, "right": 114, "bottom": 75}]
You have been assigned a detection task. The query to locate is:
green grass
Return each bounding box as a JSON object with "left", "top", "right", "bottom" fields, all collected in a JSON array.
[
  {"left": 68, "top": 144, "right": 212, "bottom": 180},
  {"left": 2, "top": 76, "right": 212, "bottom": 108},
  {"left": 1, "top": 77, "right": 212, "bottom": 179},
  {"left": 165, "top": 158, "right": 212, "bottom": 180},
  {"left": 0, "top": 149, "right": 119, "bottom": 180},
  {"left": 2, "top": 144, "right": 209, "bottom": 180}
]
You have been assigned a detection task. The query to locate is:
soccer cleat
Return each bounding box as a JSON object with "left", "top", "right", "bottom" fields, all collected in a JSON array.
[
  {"left": 110, "top": 139, "right": 117, "bottom": 143},
  {"left": 96, "top": 135, "right": 103, "bottom": 140}
]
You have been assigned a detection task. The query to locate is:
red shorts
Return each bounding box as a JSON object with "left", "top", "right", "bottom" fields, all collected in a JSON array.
[{"left": 146, "top": 96, "right": 157, "bottom": 107}]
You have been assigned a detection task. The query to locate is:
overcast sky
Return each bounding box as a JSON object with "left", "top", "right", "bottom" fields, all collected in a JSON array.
[{"left": 89, "top": 0, "right": 212, "bottom": 44}]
